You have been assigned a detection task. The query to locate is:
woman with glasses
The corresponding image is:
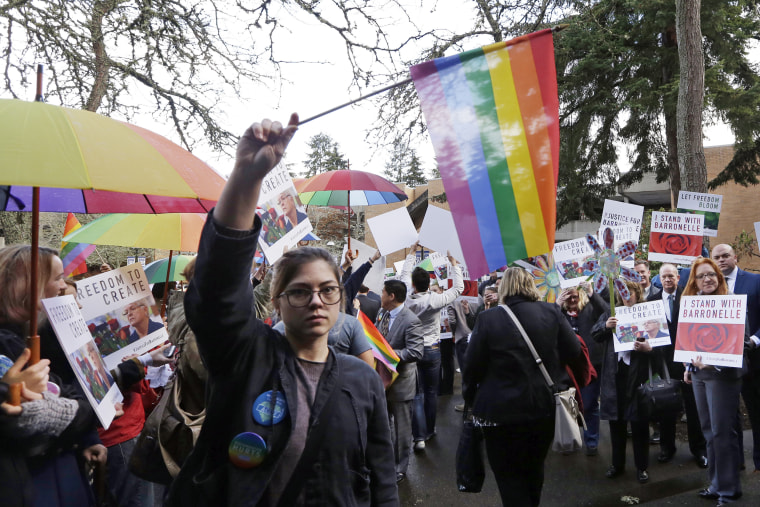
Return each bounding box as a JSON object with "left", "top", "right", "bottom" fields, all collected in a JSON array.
[
  {"left": 683, "top": 258, "right": 750, "bottom": 505},
  {"left": 167, "top": 115, "right": 398, "bottom": 507}
]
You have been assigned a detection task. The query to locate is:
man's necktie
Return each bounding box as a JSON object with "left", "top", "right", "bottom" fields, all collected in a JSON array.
[
  {"left": 379, "top": 311, "right": 390, "bottom": 336},
  {"left": 668, "top": 293, "right": 674, "bottom": 317}
]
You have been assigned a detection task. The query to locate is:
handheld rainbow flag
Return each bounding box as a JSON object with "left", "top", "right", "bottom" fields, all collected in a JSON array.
[
  {"left": 356, "top": 310, "right": 400, "bottom": 389},
  {"left": 411, "top": 28, "right": 559, "bottom": 278},
  {"left": 60, "top": 212, "right": 96, "bottom": 277}
]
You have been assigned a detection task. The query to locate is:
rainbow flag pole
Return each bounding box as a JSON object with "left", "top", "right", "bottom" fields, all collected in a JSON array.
[
  {"left": 60, "top": 212, "right": 97, "bottom": 277},
  {"left": 356, "top": 310, "right": 400, "bottom": 389}
]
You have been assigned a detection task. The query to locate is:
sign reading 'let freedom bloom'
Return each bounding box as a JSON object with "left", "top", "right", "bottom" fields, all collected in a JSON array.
[
  {"left": 648, "top": 211, "right": 704, "bottom": 265},
  {"left": 675, "top": 295, "right": 747, "bottom": 368}
]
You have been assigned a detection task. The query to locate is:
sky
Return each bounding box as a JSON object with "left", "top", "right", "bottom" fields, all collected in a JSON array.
[{"left": 9, "top": 2, "right": 757, "bottom": 181}]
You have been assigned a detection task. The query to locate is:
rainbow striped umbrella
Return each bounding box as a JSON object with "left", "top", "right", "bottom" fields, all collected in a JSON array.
[
  {"left": 143, "top": 255, "right": 196, "bottom": 283},
  {"left": 0, "top": 99, "right": 224, "bottom": 213},
  {"left": 410, "top": 28, "right": 559, "bottom": 278},
  {"left": 299, "top": 170, "right": 407, "bottom": 206}
]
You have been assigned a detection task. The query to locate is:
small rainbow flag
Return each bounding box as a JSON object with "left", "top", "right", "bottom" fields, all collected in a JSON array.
[
  {"left": 411, "top": 28, "right": 559, "bottom": 278},
  {"left": 60, "top": 213, "right": 96, "bottom": 277},
  {"left": 356, "top": 310, "right": 400, "bottom": 389}
]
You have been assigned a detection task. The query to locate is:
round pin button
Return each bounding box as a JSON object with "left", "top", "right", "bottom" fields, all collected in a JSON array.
[
  {"left": 228, "top": 432, "right": 267, "bottom": 468},
  {"left": 252, "top": 390, "right": 288, "bottom": 426}
]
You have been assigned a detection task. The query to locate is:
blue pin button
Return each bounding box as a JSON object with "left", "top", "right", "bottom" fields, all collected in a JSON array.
[
  {"left": 228, "top": 432, "right": 267, "bottom": 468},
  {"left": 252, "top": 390, "right": 288, "bottom": 426}
]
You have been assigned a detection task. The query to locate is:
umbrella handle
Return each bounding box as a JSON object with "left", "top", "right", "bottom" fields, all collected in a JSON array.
[
  {"left": 26, "top": 335, "right": 40, "bottom": 364},
  {"left": 161, "top": 250, "right": 174, "bottom": 319}
]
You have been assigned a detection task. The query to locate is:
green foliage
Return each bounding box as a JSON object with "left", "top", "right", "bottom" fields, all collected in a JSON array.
[
  {"left": 554, "top": 0, "right": 760, "bottom": 225},
  {"left": 733, "top": 229, "right": 760, "bottom": 268},
  {"left": 383, "top": 138, "right": 427, "bottom": 187},
  {"left": 302, "top": 133, "right": 348, "bottom": 177}
]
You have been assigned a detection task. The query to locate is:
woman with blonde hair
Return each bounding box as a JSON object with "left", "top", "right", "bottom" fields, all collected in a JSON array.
[
  {"left": 683, "top": 257, "right": 749, "bottom": 505},
  {"left": 463, "top": 267, "right": 582, "bottom": 506},
  {"left": 557, "top": 283, "right": 609, "bottom": 456}
]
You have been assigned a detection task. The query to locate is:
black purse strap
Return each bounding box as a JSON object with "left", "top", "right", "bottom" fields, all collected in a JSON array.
[{"left": 276, "top": 359, "right": 341, "bottom": 507}]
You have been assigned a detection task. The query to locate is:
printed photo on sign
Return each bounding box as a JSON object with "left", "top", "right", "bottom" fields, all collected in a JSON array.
[
  {"left": 612, "top": 300, "right": 670, "bottom": 352},
  {"left": 76, "top": 264, "right": 169, "bottom": 370},
  {"left": 598, "top": 199, "right": 643, "bottom": 267},
  {"left": 675, "top": 295, "right": 746, "bottom": 368},
  {"left": 648, "top": 211, "right": 704, "bottom": 265},
  {"left": 255, "top": 165, "right": 314, "bottom": 263},
  {"left": 677, "top": 191, "right": 722, "bottom": 237},
  {"left": 552, "top": 237, "right": 595, "bottom": 288},
  {"left": 42, "top": 295, "right": 121, "bottom": 429},
  {"left": 71, "top": 341, "right": 114, "bottom": 403}
]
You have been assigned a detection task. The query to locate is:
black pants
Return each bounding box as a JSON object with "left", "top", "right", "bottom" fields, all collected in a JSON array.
[
  {"left": 609, "top": 362, "right": 649, "bottom": 471},
  {"left": 483, "top": 419, "right": 554, "bottom": 507},
  {"left": 439, "top": 338, "right": 455, "bottom": 395},
  {"left": 659, "top": 381, "right": 706, "bottom": 457},
  {"left": 741, "top": 373, "right": 760, "bottom": 470}
]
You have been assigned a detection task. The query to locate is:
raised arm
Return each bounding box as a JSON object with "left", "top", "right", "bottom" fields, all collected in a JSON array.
[{"left": 185, "top": 115, "right": 299, "bottom": 375}]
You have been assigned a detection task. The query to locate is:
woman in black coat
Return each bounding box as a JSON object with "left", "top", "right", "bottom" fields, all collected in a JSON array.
[
  {"left": 463, "top": 267, "right": 582, "bottom": 506},
  {"left": 592, "top": 280, "right": 660, "bottom": 484},
  {"left": 557, "top": 282, "right": 609, "bottom": 455}
]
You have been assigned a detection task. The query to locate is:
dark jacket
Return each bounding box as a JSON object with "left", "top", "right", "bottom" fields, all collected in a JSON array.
[
  {"left": 356, "top": 294, "right": 381, "bottom": 324},
  {"left": 561, "top": 291, "right": 609, "bottom": 369},
  {"left": 591, "top": 310, "right": 664, "bottom": 421},
  {"left": 463, "top": 296, "right": 582, "bottom": 425},
  {"left": 0, "top": 322, "right": 99, "bottom": 507},
  {"left": 167, "top": 213, "right": 398, "bottom": 507}
]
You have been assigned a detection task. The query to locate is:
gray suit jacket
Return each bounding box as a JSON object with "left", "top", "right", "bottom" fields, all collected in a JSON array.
[{"left": 382, "top": 306, "right": 424, "bottom": 402}]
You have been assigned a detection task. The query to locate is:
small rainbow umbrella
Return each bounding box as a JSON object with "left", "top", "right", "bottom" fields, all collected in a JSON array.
[{"left": 143, "top": 255, "right": 196, "bottom": 284}]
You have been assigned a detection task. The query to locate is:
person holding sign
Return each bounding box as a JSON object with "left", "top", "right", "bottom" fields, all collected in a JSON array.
[
  {"left": 0, "top": 245, "right": 104, "bottom": 507},
  {"left": 591, "top": 280, "right": 660, "bottom": 484},
  {"left": 682, "top": 258, "right": 750, "bottom": 504},
  {"left": 167, "top": 115, "right": 397, "bottom": 506}
]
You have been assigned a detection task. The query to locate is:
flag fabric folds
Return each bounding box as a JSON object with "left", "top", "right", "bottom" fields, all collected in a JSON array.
[
  {"left": 60, "top": 212, "right": 96, "bottom": 277},
  {"left": 356, "top": 310, "right": 400, "bottom": 389},
  {"left": 410, "top": 28, "right": 559, "bottom": 278}
]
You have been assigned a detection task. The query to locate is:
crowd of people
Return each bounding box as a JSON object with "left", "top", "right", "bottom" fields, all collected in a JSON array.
[{"left": 2, "top": 114, "right": 760, "bottom": 507}]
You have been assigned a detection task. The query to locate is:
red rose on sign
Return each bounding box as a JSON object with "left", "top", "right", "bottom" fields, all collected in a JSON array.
[
  {"left": 649, "top": 232, "right": 702, "bottom": 257},
  {"left": 676, "top": 322, "right": 745, "bottom": 355}
]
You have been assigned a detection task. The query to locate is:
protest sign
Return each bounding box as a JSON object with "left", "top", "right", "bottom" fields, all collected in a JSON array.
[
  {"left": 553, "top": 237, "right": 595, "bottom": 288},
  {"left": 675, "top": 295, "right": 746, "bottom": 368},
  {"left": 255, "top": 165, "right": 313, "bottom": 263},
  {"left": 393, "top": 260, "right": 405, "bottom": 276},
  {"left": 598, "top": 200, "right": 644, "bottom": 267},
  {"left": 677, "top": 191, "right": 722, "bottom": 237},
  {"left": 42, "top": 295, "right": 121, "bottom": 429},
  {"left": 384, "top": 268, "right": 395, "bottom": 280},
  {"left": 76, "top": 264, "right": 168, "bottom": 370},
  {"left": 367, "top": 207, "right": 418, "bottom": 256},
  {"left": 755, "top": 222, "right": 760, "bottom": 251},
  {"left": 440, "top": 308, "right": 452, "bottom": 339},
  {"left": 429, "top": 251, "right": 450, "bottom": 282},
  {"left": 612, "top": 300, "right": 671, "bottom": 352},
  {"left": 648, "top": 211, "right": 704, "bottom": 265},
  {"left": 417, "top": 205, "right": 466, "bottom": 266},
  {"left": 341, "top": 237, "right": 386, "bottom": 295}
]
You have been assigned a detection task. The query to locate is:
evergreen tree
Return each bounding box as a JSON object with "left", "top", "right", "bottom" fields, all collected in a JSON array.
[
  {"left": 303, "top": 133, "right": 349, "bottom": 177},
  {"left": 406, "top": 151, "right": 427, "bottom": 187},
  {"left": 554, "top": 0, "right": 760, "bottom": 225}
]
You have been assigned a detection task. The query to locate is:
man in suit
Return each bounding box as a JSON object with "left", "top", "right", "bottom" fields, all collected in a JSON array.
[
  {"left": 377, "top": 279, "right": 424, "bottom": 483},
  {"left": 712, "top": 244, "right": 760, "bottom": 472},
  {"left": 356, "top": 284, "right": 381, "bottom": 323},
  {"left": 635, "top": 260, "right": 654, "bottom": 299},
  {"left": 647, "top": 263, "right": 707, "bottom": 467}
]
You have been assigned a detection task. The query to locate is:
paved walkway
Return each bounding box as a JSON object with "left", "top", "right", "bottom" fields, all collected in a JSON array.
[{"left": 399, "top": 379, "right": 759, "bottom": 506}]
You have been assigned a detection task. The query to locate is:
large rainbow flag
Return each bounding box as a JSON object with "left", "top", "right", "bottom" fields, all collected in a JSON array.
[
  {"left": 60, "top": 212, "right": 96, "bottom": 277},
  {"left": 410, "top": 28, "right": 559, "bottom": 278},
  {"left": 356, "top": 310, "right": 400, "bottom": 389}
]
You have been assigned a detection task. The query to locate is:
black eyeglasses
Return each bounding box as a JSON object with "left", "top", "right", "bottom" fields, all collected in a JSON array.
[
  {"left": 277, "top": 286, "right": 342, "bottom": 307},
  {"left": 695, "top": 272, "right": 718, "bottom": 280}
]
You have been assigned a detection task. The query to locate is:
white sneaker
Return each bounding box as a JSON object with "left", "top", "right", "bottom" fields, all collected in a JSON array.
[{"left": 413, "top": 440, "right": 426, "bottom": 452}]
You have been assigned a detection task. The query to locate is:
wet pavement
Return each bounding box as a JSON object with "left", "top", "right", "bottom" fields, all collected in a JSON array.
[{"left": 399, "top": 378, "right": 760, "bottom": 506}]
